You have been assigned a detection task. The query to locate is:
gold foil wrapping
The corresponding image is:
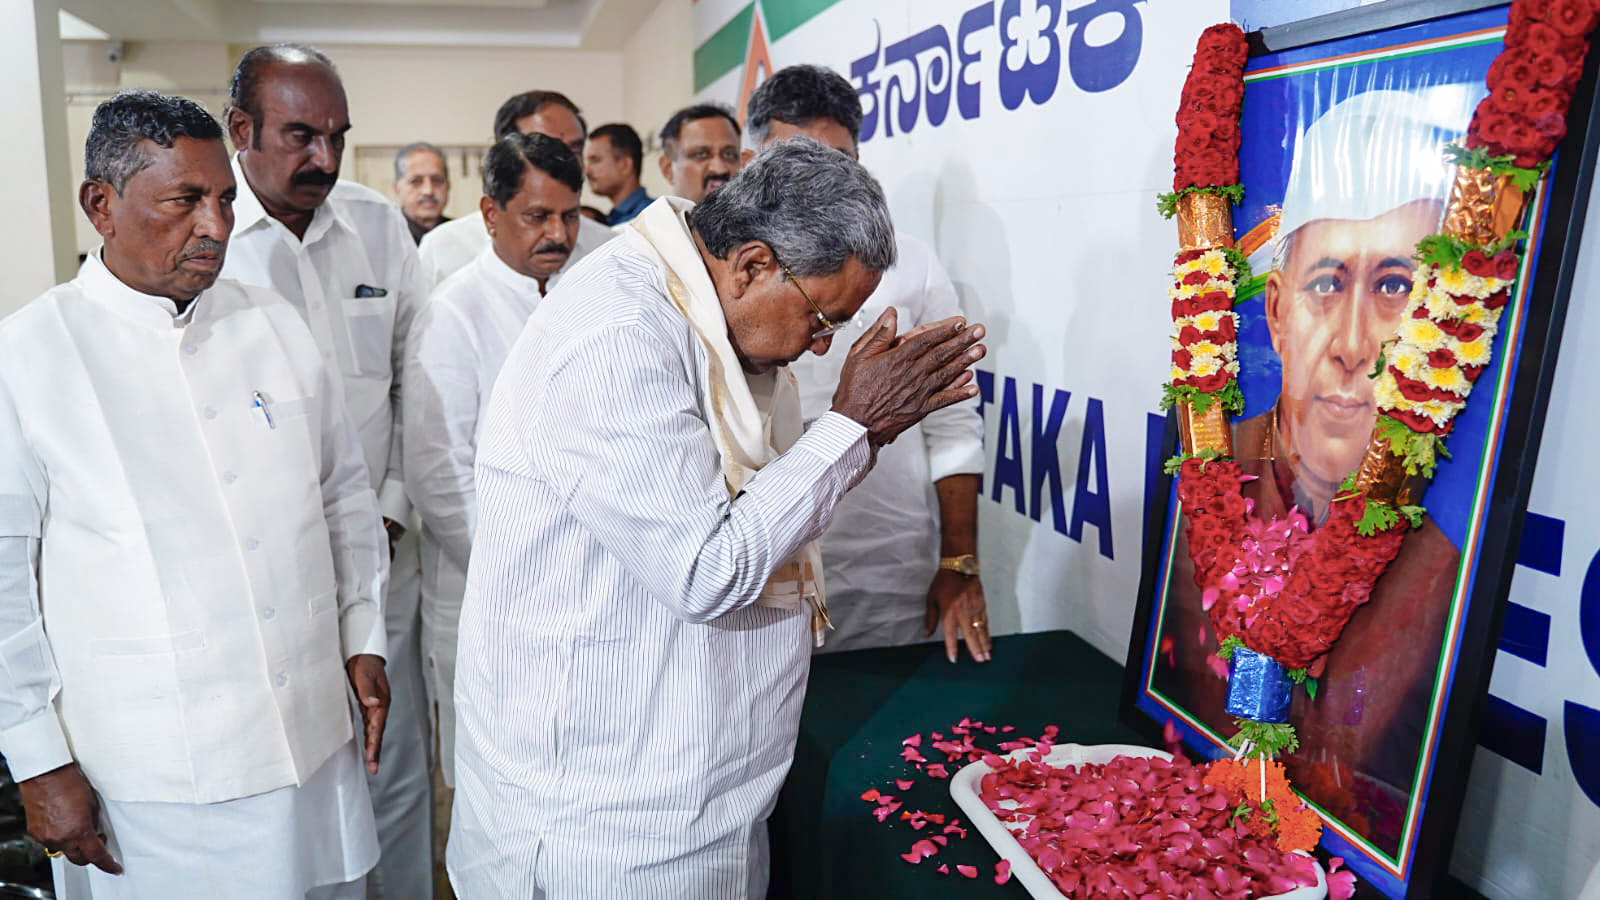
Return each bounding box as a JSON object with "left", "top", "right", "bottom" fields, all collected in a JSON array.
[
  {"left": 1442, "top": 167, "right": 1527, "bottom": 247},
  {"left": 1352, "top": 438, "right": 1421, "bottom": 507},
  {"left": 1177, "top": 192, "right": 1236, "bottom": 251},
  {"left": 1179, "top": 401, "right": 1233, "bottom": 458}
]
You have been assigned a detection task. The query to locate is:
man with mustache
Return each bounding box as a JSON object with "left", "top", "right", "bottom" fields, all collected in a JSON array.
[
  {"left": 1159, "top": 88, "right": 1467, "bottom": 855},
  {"left": 402, "top": 133, "right": 581, "bottom": 797},
  {"left": 742, "top": 66, "right": 990, "bottom": 662},
  {"left": 219, "top": 43, "right": 432, "bottom": 898},
  {"left": 659, "top": 102, "right": 743, "bottom": 202},
  {"left": 0, "top": 90, "right": 389, "bottom": 899},
  {"left": 417, "top": 90, "right": 613, "bottom": 286},
  {"left": 393, "top": 142, "right": 451, "bottom": 244},
  {"left": 447, "top": 138, "right": 986, "bottom": 899}
]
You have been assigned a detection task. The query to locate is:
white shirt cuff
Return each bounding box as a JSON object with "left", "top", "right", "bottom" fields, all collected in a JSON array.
[{"left": 0, "top": 711, "right": 73, "bottom": 782}]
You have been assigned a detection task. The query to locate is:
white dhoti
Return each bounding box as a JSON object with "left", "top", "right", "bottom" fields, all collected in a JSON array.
[{"left": 51, "top": 738, "right": 378, "bottom": 900}]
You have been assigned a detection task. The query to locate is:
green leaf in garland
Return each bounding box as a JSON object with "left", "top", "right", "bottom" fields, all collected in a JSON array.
[
  {"left": 1374, "top": 414, "right": 1449, "bottom": 478},
  {"left": 1443, "top": 143, "right": 1547, "bottom": 193},
  {"left": 1416, "top": 233, "right": 1469, "bottom": 269},
  {"left": 1227, "top": 720, "right": 1300, "bottom": 758},
  {"left": 1356, "top": 500, "right": 1401, "bottom": 537},
  {"left": 1222, "top": 246, "right": 1252, "bottom": 292},
  {"left": 1155, "top": 184, "right": 1245, "bottom": 219},
  {"left": 1369, "top": 337, "right": 1399, "bottom": 379},
  {"left": 1286, "top": 667, "right": 1307, "bottom": 685},
  {"left": 1398, "top": 504, "right": 1426, "bottom": 529},
  {"left": 1217, "top": 634, "right": 1245, "bottom": 662},
  {"left": 1232, "top": 803, "right": 1253, "bottom": 826},
  {"left": 1260, "top": 797, "right": 1279, "bottom": 827},
  {"left": 1304, "top": 677, "right": 1318, "bottom": 700},
  {"left": 1339, "top": 472, "right": 1359, "bottom": 494}
]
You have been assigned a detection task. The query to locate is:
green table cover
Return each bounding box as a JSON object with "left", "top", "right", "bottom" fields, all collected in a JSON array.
[{"left": 769, "top": 629, "right": 1146, "bottom": 899}]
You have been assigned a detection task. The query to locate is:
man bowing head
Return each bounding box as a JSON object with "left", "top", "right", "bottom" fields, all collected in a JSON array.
[
  {"left": 447, "top": 139, "right": 985, "bottom": 899},
  {"left": 0, "top": 90, "right": 390, "bottom": 899}
]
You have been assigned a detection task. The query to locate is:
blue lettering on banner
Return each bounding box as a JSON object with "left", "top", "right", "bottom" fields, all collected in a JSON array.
[
  {"left": 975, "top": 370, "right": 1121, "bottom": 560},
  {"left": 1030, "top": 384, "right": 1071, "bottom": 535},
  {"left": 852, "top": 0, "right": 1147, "bottom": 142},
  {"left": 1476, "top": 511, "right": 1600, "bottom": 810},
  {"left": 1068, "top": 396, "right": 1114, "bottom": 559},
  {"left": 992, "top": 375, "right": 1027, "bottom": 513}
]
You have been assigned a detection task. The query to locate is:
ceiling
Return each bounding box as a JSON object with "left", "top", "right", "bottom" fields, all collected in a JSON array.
[{"left": 59, "top": 0, "right": 661, "bottom": 49}]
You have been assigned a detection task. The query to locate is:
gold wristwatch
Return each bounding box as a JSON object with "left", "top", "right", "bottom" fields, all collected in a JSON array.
[{"left": 939, "top": 554, "right": 981, "bottom": 576}]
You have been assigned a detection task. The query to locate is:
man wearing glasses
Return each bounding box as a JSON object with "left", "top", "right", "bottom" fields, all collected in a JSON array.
[
  {"left": 745, "top": 65, "right": 991, "bottom": 663},
  {"left": 659, "top": 103, "right": 744, "bottom": 203},
  {"left": 446, "top": 140, "right": 986, "bottom": 898}
]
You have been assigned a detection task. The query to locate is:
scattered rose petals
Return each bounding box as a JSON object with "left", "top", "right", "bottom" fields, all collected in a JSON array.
[
  {"left": 925, "top": 763, "right": 950, "bottom": 779},
  {"left": 859, "top": 788, "right": 879, "bottom": 803},
  {"left": 895, "top": 778, "right": 913, "bottom": 791},
  {"left": 902, "top": 733, "right": 922, "bottom": 748},
  {"left": 956, "top": 864, "right": 979, "bottom": 879},
  {"left": 936, "top": 864, "right": 949, "bottom": 875},
  {"left": 899, "top": 838, "right": 939, "bottom": 865},
  {"left": 994, "top": 860, "right": 1013, "bottom": 885}
]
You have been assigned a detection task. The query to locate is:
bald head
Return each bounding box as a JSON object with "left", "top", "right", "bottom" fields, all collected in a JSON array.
[{"left": 227, "top": 44, "right": 349, "bottom": 231}]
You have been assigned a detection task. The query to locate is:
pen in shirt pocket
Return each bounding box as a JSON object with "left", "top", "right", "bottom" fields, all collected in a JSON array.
[
  {"left": 252, "top": 391, "right": 276, "bottom": 429},
  {"left": 354, "top": 284, "right": 388, "bottom": 298}
]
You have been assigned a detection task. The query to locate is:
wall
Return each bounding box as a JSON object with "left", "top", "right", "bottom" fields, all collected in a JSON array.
[
  {"left": 4, "top": 0, "right": 76, "bottom": 316},
  {"left": 621, "top": 0, "right": 694, "bottom": 199},
  {"left": 53, "top": 0, "right": 696, "bottom": 251}
]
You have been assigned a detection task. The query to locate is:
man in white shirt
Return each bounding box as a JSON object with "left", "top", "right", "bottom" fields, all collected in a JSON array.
[
  {"left": 218, "top": 44, "right": 429, "bottom": 899},
  {"left": 403, "top": 132, "right": 583, "bottom": 788},
  {"left": 0, "top": 90, "right": 388, "bottom": 900},
  {"left": 658, "top": 103, "right": 743, "bottom": 202},
  {"left": 417, "top": 90, "right": 614, "bottom": 286},
  {"left": 447, "top": 139, "right": 987, "bottom": 899},
  {"left": 744, "top": 65, "right": 992, "bottom": 661}
]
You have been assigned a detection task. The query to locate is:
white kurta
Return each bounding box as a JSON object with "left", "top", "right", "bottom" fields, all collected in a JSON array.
[
  {"left": 0, "top": 255, "right": 384, "bottom": 896},
  {"left": 402, "top": 247, "right": 546, "bottom": 786},
  {"left": 447, "top": 237, "right": 872, "bottom": 899},
  {"left": 787, "top": 233, "right": 985, "bottom": 651},
  {"left": 221, "top": 157, "right": 431, "bottom": 897},
  {"left": 417, "top": 210, "right": 615, "bottom": 287}
]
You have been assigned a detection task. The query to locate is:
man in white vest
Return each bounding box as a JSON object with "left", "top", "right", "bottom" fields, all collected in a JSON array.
[
  {"left": 403, "top": 132, "right": 585, "bottom": 791},
  {"left": 0, "top": 90, "right": 388, "bottom": 899},
  {"left": 417, "top": 90, "right": 614, "bottom": 286},
  {"left": 745, "top": 66, "right": 991, "bottom": 661},
  {"left": 217, "top": 44, "right": 430, "bottom": 898}
]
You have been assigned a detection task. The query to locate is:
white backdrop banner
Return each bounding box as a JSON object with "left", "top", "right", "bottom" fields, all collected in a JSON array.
[
  {"left": 691, "top": 2, "right": 1600, "bottom": 897},
  {"left": 695, "top": 0, "right": 1229, "bottom": 658}
]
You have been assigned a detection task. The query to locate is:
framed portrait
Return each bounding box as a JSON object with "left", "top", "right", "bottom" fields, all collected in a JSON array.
[{"left": 1122, "top": 3, "right": 1600, "bottom": 897}]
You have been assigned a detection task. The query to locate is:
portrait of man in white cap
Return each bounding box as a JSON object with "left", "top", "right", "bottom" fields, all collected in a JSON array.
[{"left": 1159, "top": 84, "right": 1483, "bottom": 856}]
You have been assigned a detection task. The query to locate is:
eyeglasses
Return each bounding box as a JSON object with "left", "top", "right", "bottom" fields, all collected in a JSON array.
[{"left": 779, "top": 261, "right": 850, "bottom": 340}]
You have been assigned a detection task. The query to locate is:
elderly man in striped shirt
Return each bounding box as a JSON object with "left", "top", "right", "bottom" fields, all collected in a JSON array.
[{"left": 447, "top": 139, "right": 986, "bottom": 899}]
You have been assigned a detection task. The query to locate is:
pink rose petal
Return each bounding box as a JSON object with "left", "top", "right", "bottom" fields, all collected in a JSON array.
[
  {"left": 956, "top": 864, "right": 978, "bottom": 878},
  {"left": 995, "top": 860, "right": 1012, "bottom": 884},
  {"left": 895, "top": 779, "right": 913, "bottom": 791}
]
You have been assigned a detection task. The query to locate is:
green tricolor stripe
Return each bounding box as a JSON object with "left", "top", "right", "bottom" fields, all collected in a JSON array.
[
  {"left": 694, "top": 5, "right": 754, "bottom": 93},
  {"left": 693, "top": 0, "right": 844, "bottom": 92}
]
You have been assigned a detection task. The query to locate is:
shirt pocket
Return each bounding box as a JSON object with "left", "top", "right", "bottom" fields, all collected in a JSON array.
[{"left": 343, "top": 293, "right": 397, "bottom": 379}]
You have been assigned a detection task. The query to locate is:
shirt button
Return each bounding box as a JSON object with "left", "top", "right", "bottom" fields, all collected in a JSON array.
[
  {"left": 261, "top": 606, "right": 276, "bottom": 620},
  {"left": 183, "top": 344, "right": 198, "bottom": 355},
  {"left": 222, "top": 471, "right": 237, "bottom": 484},
  {"left": 244, "top": 538, "right": 260, "bottom": 550},
  {"left": 274, "top": 672, "right": 288, "bottom": 688},
  {"left": 203, "top": 407, "right": 217, "bottom": 420}
]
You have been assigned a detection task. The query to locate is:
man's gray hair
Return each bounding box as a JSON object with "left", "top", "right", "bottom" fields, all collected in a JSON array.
[
  {"left": 691, "top": 138, "right": 895, "bottom": 276},
  {"left": 85, "top": 90, "right": 224, "bottom": 195},
  {"left": 394, "top": 141, "right": 447, "bottom": 181}
]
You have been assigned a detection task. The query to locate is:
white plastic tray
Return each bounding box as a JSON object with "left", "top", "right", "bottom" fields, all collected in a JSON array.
[{"left": 949, "top": 743, "right": 1327, "bottom": 899}]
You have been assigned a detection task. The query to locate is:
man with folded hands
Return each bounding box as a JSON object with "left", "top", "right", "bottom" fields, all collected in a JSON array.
[{"left": 447, "top": 140, "right": 987, "bottom": 898}]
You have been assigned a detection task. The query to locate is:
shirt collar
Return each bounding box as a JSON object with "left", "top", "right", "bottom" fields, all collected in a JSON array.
[
  {"left": 231, "top": 152, "right": 348, "bottom": 247},
  {"left": 478, "top": 245, "right": 548, "bottom": 299},
  {"left": 76, "top": 251, "right": 203, "bottom": 330},
  {"left": 611, "top": 186, "right": 651, "bottom": 222}
]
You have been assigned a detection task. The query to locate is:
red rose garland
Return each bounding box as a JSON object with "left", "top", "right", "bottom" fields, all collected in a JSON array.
[{"left": 1159, "top": 0, "right": 1600, "bottom": 758}]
